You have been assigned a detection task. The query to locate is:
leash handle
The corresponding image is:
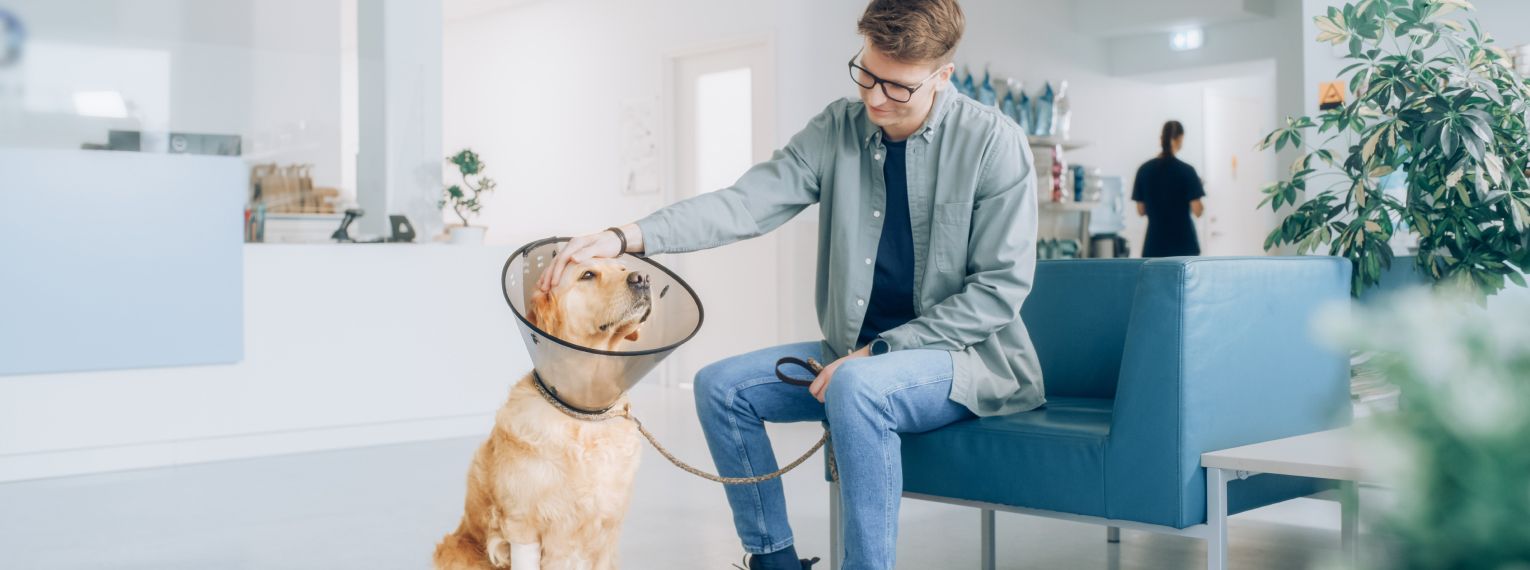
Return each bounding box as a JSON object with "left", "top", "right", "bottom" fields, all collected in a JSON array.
[{"left": 774, "top": 356, "right": 823, "bottom": 387}]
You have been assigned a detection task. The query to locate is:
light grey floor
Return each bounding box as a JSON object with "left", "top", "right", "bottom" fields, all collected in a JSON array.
[{"left": 0, "top": 385, "right": 1351, "bottom": 569}]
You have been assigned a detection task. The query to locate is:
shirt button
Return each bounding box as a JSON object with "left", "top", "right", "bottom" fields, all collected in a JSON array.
[
  {"left": 873, "top": 210, "right": 881, "bottom": 218},
  {"left": 864, "top": 258, "right": 872, "bottom": 265},
  {"left": 874, "top": 153, "right": 882, "bottom": 160},
  {"left": 856, "top": 299, "right": 865, "bottom": 306}
]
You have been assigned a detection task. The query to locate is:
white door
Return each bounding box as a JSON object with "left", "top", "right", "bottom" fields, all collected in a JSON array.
[
  {"left": 1200, "top": 91, "right": 1277, "bottom": 256},
  {"left": 665, "top": 41, "right": 779, "bottom": 388}
]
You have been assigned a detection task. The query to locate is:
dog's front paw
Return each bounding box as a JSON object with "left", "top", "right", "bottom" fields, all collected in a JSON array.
[{"left": 485, "top": 535, "right": 512, "bottom": 568}]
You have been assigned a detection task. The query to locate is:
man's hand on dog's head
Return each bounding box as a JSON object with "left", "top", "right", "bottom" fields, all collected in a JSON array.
[{"left": 539, "top": 224, "right": 644, "bottom": 292}]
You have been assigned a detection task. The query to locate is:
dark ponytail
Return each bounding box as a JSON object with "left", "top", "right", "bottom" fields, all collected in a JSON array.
[{"left": 1160, "top": 120, "right": 1185, "bottom": 157}]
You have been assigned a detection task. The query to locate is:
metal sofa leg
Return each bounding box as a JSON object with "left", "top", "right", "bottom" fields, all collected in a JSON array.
[
  {"left": 1206, "top": 467, "right": 1229, "bottom": 570},
  {"left": 980, "top": 509, "right": 996, "bottom": 570},
  {"left": 1106, "top": 526, "right": 1121, "bottom": 543},
  {"left": 830, "top": 481, "right": 843, "bottom": 570}
]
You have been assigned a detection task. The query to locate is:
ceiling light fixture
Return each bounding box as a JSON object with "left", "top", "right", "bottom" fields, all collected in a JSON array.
[{"left": 1171, "top": 28, "right": 1204, "bottom": 52}]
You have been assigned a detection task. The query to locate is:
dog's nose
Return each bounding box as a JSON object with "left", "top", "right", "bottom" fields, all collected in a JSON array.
[{"left": 627, "top": 271, "right": 649, "bottom": 289}]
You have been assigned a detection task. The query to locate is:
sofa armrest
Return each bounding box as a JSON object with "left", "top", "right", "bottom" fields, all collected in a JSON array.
[{"left": 1104, "top": 257, "right": 1353, "bottom": 528}]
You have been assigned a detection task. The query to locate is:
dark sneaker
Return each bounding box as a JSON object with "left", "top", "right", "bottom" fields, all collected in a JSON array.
[{"left": 734, "top": 553, "right": 822, "bottom": 570}]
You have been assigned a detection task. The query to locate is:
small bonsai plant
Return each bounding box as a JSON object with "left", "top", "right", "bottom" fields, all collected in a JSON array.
[
  {"left": 1258, "top": 0, "right": 1530, "bottom": 298},
  {"left": 440, "top": 149, "right": 497, "bottom": 228}
]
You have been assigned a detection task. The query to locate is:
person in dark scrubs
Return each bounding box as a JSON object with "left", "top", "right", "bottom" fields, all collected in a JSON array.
[{"left": 1132, "top": 120, "right": 1205, "bottom": 257}]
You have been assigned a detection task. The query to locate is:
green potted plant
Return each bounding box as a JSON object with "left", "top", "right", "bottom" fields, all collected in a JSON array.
[
  {"left": 1258, "top": 0, "right": 1530, "bottom": 298},
  {"left": 441, "top": 149, "right": 497, "bottom": 244},
  {"left": 1321, "top": 289, "right": 1530, "bottom": 568}
]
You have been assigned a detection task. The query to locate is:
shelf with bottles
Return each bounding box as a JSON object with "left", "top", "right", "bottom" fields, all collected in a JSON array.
[
  {"left": 1027, "top": 135, "right": 1089, "bottom": 151},
  {"left": 1041, "top": 200, "right": 1101, "bottom": 213},
  {"left": 951, "top": 66, "right": 1074, "bottom": 141}
]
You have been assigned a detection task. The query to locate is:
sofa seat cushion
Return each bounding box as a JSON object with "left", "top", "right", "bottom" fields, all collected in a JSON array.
[{"left": 901, "top": 397, "right": 1112, "bottom": 518}]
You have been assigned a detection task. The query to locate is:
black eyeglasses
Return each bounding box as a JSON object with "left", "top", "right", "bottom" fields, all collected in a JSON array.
[{"left": 847, "top": 48, "right": 944, "bottom": 103}]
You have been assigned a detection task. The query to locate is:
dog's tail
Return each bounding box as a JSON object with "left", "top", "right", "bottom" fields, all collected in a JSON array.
[{"left": 433, "top": 520, "right": 498, "bottom": 570}]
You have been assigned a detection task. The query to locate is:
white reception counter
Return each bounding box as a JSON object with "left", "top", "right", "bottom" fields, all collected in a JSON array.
[{"left": 0, "top": 243, "right": 537, "bottom": 482}]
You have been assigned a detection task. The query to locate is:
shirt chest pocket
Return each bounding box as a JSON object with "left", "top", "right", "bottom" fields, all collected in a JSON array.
[{"left": 932, "top": 201, "right": 973, "bottom": 273}]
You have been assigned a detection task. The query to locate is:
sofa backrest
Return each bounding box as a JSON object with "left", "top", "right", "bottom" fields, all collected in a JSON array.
[{"left": 1020, "top": 259, "right": 1148, "bottom": 400}]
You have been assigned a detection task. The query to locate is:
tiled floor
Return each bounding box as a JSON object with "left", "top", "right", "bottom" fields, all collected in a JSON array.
[{"left": 0, "top": 385, "right": 1351, "bottom": 569}]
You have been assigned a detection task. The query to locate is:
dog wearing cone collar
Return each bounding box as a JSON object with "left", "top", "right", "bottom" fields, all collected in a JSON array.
[{"left": 435, "top": 258, "right": 652, "bottom": 570}]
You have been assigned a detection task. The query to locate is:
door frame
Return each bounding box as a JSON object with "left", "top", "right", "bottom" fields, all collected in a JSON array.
[{"left": 659, "top": 36, "right": 782, "bottom": 387}]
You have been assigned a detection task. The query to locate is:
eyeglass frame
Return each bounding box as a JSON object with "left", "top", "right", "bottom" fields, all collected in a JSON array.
[{"left": 847, "top": 48, "right": 947, "bottom": 104}]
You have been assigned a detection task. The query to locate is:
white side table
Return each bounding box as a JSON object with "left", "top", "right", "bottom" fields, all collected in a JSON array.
[{"left": 1201, "top": 427, "right": 1372, "bottom": 570}]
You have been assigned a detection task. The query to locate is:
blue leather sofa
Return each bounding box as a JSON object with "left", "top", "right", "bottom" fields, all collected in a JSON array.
[{"left": 828, "top": 257, "right": 1354, "bottom": 569}]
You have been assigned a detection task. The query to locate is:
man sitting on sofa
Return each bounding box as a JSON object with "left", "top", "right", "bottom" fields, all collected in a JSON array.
[{"left": 538, "top": 1, "right": 1043, "bottom": 568}]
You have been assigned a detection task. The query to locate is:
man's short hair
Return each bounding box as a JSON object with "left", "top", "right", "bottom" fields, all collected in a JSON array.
[{"left": 856, "top": 0, "right": 964, "bottom": 64}]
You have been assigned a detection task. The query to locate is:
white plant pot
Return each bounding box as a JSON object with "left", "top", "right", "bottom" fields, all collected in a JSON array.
[{"left": 450, "top": 226, "right": 486, "bottom": 245}]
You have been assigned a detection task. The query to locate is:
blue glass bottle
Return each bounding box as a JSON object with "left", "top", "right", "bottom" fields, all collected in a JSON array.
[
  {"left": 977, "top": 68, "right": 997, "bottom": 106},
  {"left": 1017, "top": 90, "right": 1033, "bottom": 135},
  {"left": 1000, "top": 92, "right": 1017, "bottom": 126},
  {"left": 1034, "top": 82, "right": 1056, "bottom": 137}
]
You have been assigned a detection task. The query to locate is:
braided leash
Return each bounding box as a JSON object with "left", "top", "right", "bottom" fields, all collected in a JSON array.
[{"left": 530, "top": 364, "right": 839, "bottom": 485}]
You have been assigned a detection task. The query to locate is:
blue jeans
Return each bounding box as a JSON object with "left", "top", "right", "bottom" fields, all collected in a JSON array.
[{"left": 693, "top": 341, "right": 976, "bottom": 570}]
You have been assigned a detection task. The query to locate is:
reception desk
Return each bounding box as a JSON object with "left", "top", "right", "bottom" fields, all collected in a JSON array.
[{"left": 0, "top": 239, "right": 537, "bottom": 482}]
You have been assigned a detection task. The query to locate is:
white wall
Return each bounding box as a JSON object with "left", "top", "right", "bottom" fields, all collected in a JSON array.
[
  {"left": 441, "top": 0, "right": 840, "bottom": 246},
  {"left": 1473, "top": 0, "right": 1530, "bottom": 47},
  {"left": 443, "top": 0, "right": 1217, "bottom": 274},
  {"left": 357, "top": 0, "right": 445, "bottom": 240},
  {"left": 442, "top": 0, "right": 862, "bottom": 343},
  {"left": 0, "top": 0, "right": 346, "bottom": 189},
  {"left": 1073, "top": 0, "right": 1274, "bottom": 38},
  {"left": 954, "top": 1, "right": 1208, "bottom": 251}
]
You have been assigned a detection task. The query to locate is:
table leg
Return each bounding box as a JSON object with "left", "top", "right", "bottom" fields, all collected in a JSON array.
[
  {"left": 1341, "top": 480, "right": 1359, "bottom": 567},
  {"left": 1206, "top": 467, "right": 1228, "bottom": 570}
]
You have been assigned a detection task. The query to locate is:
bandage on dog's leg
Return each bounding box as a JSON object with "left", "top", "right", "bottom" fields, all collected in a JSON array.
[{"left": 511, "top": 542, "right": 541, "bottom": 570}]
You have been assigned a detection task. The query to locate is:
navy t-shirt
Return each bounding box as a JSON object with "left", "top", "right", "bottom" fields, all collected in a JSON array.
[{"left": 857, "top": 138, "right": 917, "bottom": 348}]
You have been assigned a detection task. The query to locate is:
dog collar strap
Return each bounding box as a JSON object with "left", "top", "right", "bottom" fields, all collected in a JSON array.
[{"left": 532, "top": 370, "right": 616, "bottom": 417}]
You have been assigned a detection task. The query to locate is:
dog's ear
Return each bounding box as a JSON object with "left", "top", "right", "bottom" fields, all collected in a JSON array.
[{"left": 528, "top": 290, "right": 561, "bottom": 334}]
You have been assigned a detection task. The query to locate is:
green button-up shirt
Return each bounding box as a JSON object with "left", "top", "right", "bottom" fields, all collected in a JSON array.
[{"left": 636, "top": 86, "right": 1044, "bottom": 416}]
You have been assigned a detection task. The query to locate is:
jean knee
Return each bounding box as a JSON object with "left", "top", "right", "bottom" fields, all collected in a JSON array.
[
  {"left": 824, "top": 360, "right": 882, "bottom": 418},
  {"left": 693, "top": 356, "right": 746, "bottom": 415}
]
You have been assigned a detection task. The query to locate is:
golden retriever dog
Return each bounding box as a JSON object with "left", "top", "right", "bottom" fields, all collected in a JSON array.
[{"left": 435, "top": 258, "right": 652, "bottom": 570}]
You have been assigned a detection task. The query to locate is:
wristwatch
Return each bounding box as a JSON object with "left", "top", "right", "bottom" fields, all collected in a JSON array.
[{"left": 869, "top": 337, "right": 891, "bottom": 356}]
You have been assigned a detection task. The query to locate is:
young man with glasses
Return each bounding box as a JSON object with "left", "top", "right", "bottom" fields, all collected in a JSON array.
[{"left": 540, "top": 1, "right": 1041, "bottom": 568}]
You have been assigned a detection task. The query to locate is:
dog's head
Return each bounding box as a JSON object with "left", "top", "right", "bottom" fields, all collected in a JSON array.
[{"left": 527, "top": 258, "right": 652, "bottom": 351}]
